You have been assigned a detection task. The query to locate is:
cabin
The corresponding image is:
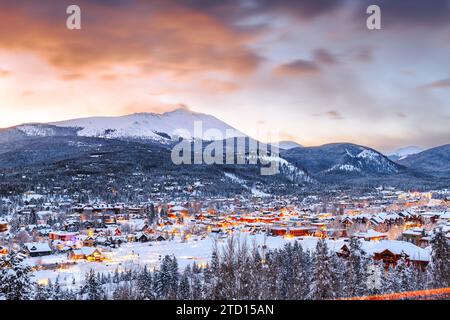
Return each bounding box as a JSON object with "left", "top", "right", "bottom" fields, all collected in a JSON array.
[
  {"left": 354, "top": 229, "right": 387, "bottom": 241},
  {"left": 402, "top": 228, "right": 426, "bottom": 245},
  {"left": 25, "top": 242, "right": 52, "bottom": 257},
  {"left": 289, "top": 226, "right": 316, "bottom": 237},
  {"left": 82, "top": 236, "right": 96, "bottom": 247},
  {"left": 270, "top": 227, "right": 287, "bottom": 236},
  {"left": 70, "top": 247, "right": 105, "bottom": 262},
  {"left": 49, "top": 231, "right": 78, "bottom": 242},
  {"left": 169, "top": 205, "right": 189, "bottom": 217},
  {"left": 369, "top": 241, "right": 430, "bottom": 270},
  {"left": 135, "top": 232, "right": 152, "bottom": 242}
]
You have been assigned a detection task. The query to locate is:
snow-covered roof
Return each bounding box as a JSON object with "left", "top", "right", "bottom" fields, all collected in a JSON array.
[
  {"left": 362, "top": 240, "right": 430, "bottom": 262},
  {"left": 25, "top": 242, "right": 52, "bottom": 253},
  {"left": 354, "top": 229, "right": 387, "bottom": 238}
]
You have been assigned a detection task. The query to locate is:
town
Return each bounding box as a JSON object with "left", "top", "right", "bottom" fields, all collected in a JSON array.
[{"left": 1, "top": 186, "right": 449, "bottom": 299}]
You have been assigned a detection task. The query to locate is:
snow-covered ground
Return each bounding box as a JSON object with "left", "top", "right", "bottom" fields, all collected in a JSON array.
[{"left": 27, "top": 233, "right": 307, "bottom": 288}]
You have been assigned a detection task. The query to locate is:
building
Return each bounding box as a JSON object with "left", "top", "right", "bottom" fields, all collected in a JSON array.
[
  {"left": 354, "top": 229, "right": 388, "bottom": 241},
  {"left": 25, "top": 242, "right": 52, "bottom": 257},
  {"left": 70, "top": 247, "right": 105, "bottom": 262}
]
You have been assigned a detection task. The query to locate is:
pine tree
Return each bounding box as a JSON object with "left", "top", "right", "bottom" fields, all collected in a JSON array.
[
  {"left": 428, "top": 228, "right": 450, "bottom": 288},
  {"left": 344, "top": 237, "right": 368, "bottom": 297},
  {"left": 178, "top": 266, "right": 192, "bottom": 300},
  {"left": 154, "top": 255, "right": 174, "bottom": 299},
  {"left": 168, "top": 256, "right": 179, "bottom": 299},
  {"left": 0, "top": 250, "right": 34, "bottom": 300},
  {"left": 394, "top": 254, "right": 414, "bottom": 292},
  {"left": 309, "top": 239, "right": 335, "bottom": 300},
  {"left": 81, "top": 269, "right": 104, "bottom": 300},
  {"left": 137, "top": 266, "right": 154, "bottom": 300}
]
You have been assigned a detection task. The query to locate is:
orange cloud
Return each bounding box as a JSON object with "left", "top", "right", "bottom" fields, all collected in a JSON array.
[
  {"left": 200, "top": 79, "right": 240, "bottom": 93},
  {"left": 0, "top": 1, "right": 262, "bottom": 77},
  {"left": 0, "top": 69, "right": 12, "bottom": 77},
  {"left": 274, "top": 59, "right": 320, "bottom": 76}
]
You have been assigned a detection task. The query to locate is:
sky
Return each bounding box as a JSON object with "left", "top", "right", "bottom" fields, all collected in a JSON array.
[{"left": 0, "top": 0, "right": 449, "bottom": 152}]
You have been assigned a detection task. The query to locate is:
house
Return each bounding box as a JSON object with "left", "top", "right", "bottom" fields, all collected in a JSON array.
[
  {"left": 354, "top": 229, "right": 387, "bottom": 241},
  {"left": 169, "top": 205, "right": 189, "bottom": 217},
  {"left": 25, "top": 242, "right": 52, "bottom": 257},
  {"left": 402, "top": 228, "right": 426, "bottom": 245},
  {"left": 70, "top": 247, "right": 105, "bottom": 262},
  {"left": 0, "top": 246, "right": 8, "bottom": 255},
  {"left": 155, "top": 235, "right": 167, "bottom": 242},
  {"left": 367, "top": 240, "right": 430, "bottom": 269},
  {"left": 270, "top": 227, "right": 287, "bottom": 236},
  {"left": 82, "top": 236, "right": 96, "bottom": 247},
  {"left": 49, "top": 231, "right": 78, "bottom": 242},
  {"left": 289, "top": 226, "right": 316, "bottom": 237},
  {"left": 135, "top": 232, "right": 152, "bottom": 242}
]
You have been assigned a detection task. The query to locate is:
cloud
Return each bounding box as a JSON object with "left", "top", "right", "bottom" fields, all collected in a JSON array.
[
  {"left": 0, "top": 69, "right": 12, "bottom": 77},
  {"left": 21, "top": 91, "right": 35, "bottom": 97},
  {"left": 313, "top": 48, "right": 339, "bottom": 65},
  {"left": 60, "top": 73, "right": 85, "bottom": 81},
  {"left": 326, "top": 110, "right": 344, "bottom": 120},
  {"left": 419, "top": 78, "right": 450, "bottom": 90},
  {"left": 176, "top": 0, "right": 346, "bottom": 22},
  {"left": 0, "top": 0, "right": 263, "bottom": 76},
  {"left": 356, "top": 0, "right": 450, "bottom": 28},
  {"left": 274, "top": 59, "right": 320, "bottom": 76},
  {"left": 200, "top": 79, "right": 240, "bottom": 93}
]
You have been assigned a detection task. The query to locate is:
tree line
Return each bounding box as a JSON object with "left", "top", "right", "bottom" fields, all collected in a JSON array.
[{"left": 1, "top": 230, "right": 448, "bottom": 300}]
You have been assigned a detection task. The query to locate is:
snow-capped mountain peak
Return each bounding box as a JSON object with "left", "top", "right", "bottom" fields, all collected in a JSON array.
[
  {"left": 44, "top": 108, "right": 246, "bottom": 142},
  {"left": 388, "top": 146, "right": 423, "bottom": 161}
]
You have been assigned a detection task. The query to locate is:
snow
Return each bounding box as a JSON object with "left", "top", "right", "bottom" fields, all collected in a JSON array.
[
  {"left": 388, "top": 146, "right": 423, "bottom": 160},
  {"left": 16, "top": 125, "right": 56, "bottom": 137},
  {"left": 48, "top": 108, "right": 246, "bottom": 142},
  {"left": 25, "top": 242, "right": 52, "bottom": 253},
  {"left": 25, "top": 233, "right": 433, "bottom": 289},
  {"left": 276, "top": 141, "right": 303, "bottom": 150},
  {"left": 224, "top": 172, "right": 246, "bottom": 185},
  {"left": 326, "top": 164, "right": 361, "bottom": 173}
]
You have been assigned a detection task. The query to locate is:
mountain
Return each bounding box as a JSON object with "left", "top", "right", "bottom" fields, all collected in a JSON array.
[
  {"left": 388, "top": 146, "right": 423, "bottom": 162},
  {"left": 47, "top": 108, "right": 246, "bottom": 143},
  {"left": 282, "top": 143, "right": 405, "bottom": 183},
  {"left": 0, "top": 111, "right": 449, "bottom": 194},
  {"left": 275, "top": 141, "right": 303, "bottom": 150},
  {"left": 398, "top": 144, "right": 450, "bottom": 176}
]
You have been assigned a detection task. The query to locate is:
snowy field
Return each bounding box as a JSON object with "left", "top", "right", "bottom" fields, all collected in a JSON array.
[{"left": 29, "top": 233, "right": 300, "bottom": 288}]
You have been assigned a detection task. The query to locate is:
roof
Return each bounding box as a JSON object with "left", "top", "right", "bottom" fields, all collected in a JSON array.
[
  {"left": 72, "top": 247, "right": 99, "bottom": 256},
  {"left": 362, "top": 240, "right": 430, "bottom": 262},
  {"left": 355, "top": 229, "right": 387, "bottom": 238},
  {"left": 25, "top": 242, "right": 52, "bottom": 253},
  {"left": 171, "top": 205, "right": 188, "bottom": 211}
]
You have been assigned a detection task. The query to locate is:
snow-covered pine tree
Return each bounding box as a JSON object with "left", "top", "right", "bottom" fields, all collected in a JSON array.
[
  {"left": 0, "top": 250, "right": 34, "bottom": 300},
  {"left": 344, "top": 237, "right": 369, "bottom": 297},
  {"left": 154, "top": 255, "right": 173, "bottom": 299},
  {"left": 178, "top": 266, "right": 192, "bottom": 300},
  {"left": 168, "top": 255, "right": 179, "bottom": 299},
  {"left": 309, "top": 239, "right": 335, "bottom": 300},
  {"left": 394, "top": 253, "right": 414, "bottom": 293},
  {"left": 190, "top": 268, "right": 204, "bottom": 300},
  {"left": 428, "top": 228, "right": 450, "bottom": 288},
  {"left": 137, "top": 266, "right": 154, "bottom": 300},
  {"left": 80, "top": 269, "right": 104, "bottom": 300}
]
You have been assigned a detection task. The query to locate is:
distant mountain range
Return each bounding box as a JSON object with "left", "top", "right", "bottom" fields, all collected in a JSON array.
[
  {"left": 0, "top": 109, "right": 449, "bottom": 195},
  {"left": 387, "top": 146, "right": 423, "bottom": 162}
]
